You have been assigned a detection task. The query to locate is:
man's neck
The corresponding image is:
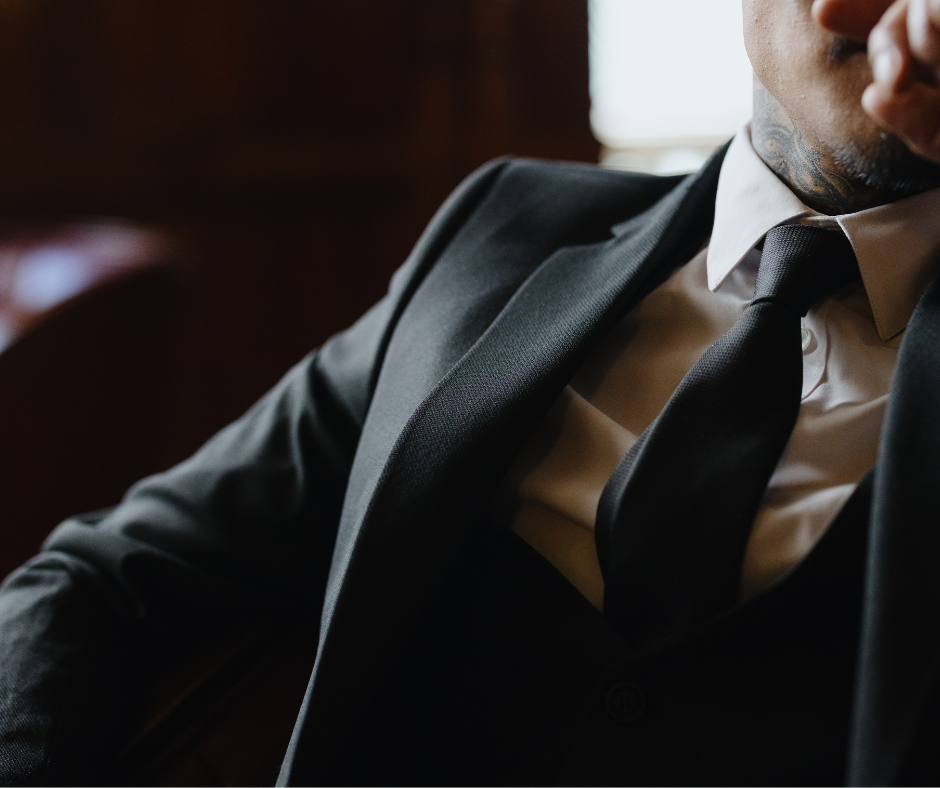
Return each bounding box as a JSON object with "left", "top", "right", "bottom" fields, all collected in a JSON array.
[{"left": 750, "top": 82, "right": 885, "bottom": 215}]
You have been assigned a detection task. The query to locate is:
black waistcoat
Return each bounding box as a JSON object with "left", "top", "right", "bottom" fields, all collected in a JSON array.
[{"left": 318, "top": 476, "right": 872, "bottom": 786}]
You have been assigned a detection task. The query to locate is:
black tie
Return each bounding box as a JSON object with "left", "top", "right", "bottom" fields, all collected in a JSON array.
[{"left": 595, "top": 224, "right": 860, "bottom": 648}]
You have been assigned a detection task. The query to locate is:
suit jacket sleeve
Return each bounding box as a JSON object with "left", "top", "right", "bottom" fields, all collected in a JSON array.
[{"left": 0, "top": 158, "right": 508, "bottom": 786}]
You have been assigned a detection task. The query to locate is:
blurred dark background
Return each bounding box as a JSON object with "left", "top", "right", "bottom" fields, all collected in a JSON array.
[{"left": 0, "top": 0, "right": 596, "bottom": 578}]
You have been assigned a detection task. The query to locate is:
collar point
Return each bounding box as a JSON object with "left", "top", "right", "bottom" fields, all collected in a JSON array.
[
  {"left": 877, "top": 323, "right": 906, "bottom": 342},
  {"left": 705, "top": 267, "right": 725, "bottom": 293}
]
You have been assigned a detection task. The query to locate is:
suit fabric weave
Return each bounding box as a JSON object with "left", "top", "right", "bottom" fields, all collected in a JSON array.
[{"left": 0, "top": 148, "right": 939, "bottom": 785}]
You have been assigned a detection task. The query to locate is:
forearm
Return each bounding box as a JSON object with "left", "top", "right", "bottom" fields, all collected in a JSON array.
[
  {"left": 0, "top": 351, "right": 354, "bottom": 784},
  {"left": 0, "top": 156, "right": 507, "bottom": 785},
  {"left": 0, "top": 554, "right": 141, "bottom": 785}
]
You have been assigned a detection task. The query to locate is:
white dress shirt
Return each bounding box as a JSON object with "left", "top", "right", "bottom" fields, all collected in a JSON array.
[{"left": 489, "top": 125, "right": 940, "bottom": 611}]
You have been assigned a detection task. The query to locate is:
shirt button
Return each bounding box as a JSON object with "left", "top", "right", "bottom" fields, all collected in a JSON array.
[
  {"left": 801, "top": 326, "right": 813, "bottom": 353},
  {"left": 605, "top": 682, "right": 645, "bottom": 723}
]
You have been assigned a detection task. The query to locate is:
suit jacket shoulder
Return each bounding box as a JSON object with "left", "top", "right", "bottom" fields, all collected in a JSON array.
[
  {"left": 0, "top": 155, "right": 691, "bottom": 785},
  {"left": 319, "top": 156, "right": 683, "bottom": 434}
]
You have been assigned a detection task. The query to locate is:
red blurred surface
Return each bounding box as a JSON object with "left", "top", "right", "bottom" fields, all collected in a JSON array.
[{"left": 0, "top": 223, "right": 182, "bottom": 580}]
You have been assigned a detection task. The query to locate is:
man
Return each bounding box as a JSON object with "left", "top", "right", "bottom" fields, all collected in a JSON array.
[{"left": 2, "top": 0, "right": 940, "bottom": 784}]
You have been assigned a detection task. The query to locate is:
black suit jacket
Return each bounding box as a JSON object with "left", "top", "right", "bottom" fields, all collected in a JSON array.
[{"left": 1, "top": 147, "right": 939, "bottom": 786}]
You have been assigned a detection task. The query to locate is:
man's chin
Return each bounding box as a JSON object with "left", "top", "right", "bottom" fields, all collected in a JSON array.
[{"left": 830, "top": 131, "right": 940, "bottom": 199}]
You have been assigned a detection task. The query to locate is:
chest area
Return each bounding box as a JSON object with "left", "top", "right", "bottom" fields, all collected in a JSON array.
[
  {"left": 490, "top": 246, "right": 895, "bottom": 604},
  {"left": 316, "top": 507, "right": 867, "bottom": 786}
]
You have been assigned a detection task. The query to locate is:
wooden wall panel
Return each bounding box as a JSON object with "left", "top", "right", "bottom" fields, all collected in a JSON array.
[{"left": 0, "top": 0, "right": 597, "bottom": 556}]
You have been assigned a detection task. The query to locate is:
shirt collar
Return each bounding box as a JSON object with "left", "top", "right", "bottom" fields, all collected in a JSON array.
[{"left": 707, "top": 123, "right": 940, "bottom": 340}]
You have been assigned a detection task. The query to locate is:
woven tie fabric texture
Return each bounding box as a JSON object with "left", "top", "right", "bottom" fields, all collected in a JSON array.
[{"left": 595, "top": 224, "right": 860, "bottom": 648}]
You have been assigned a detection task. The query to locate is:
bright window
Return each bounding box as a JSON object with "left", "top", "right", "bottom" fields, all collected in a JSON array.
[{"left": 589, "top": 0, "right": 754, "bottom": 172}]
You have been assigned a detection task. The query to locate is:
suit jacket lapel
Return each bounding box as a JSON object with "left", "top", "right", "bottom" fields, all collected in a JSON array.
[
  {"left": 850, "top": 269, "right": 940, "bottom": 786},
  {"left": 279, "top": 149, "right": 726, "bottom": 783}
]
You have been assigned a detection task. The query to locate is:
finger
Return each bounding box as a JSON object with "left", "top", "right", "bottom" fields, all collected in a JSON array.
[
  {"left": 870, "top": 0, "right": 918, "bottom": 92},
  {"left": 927, "top": 0, "right": 940, "bottom": 28},
  {"left": 863, "top": 79, "right": 940, "bottom": 162},
  {"left": 812, "top": 0, "right": 893, "bottom": 41},
  {"left": 907, "top": 0, "right": 940, "bottom": 77}
]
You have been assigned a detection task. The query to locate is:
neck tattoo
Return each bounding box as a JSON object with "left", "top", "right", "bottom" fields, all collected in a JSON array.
[{"left": 750, "top": 82, "right": 883, "bottom": 215}]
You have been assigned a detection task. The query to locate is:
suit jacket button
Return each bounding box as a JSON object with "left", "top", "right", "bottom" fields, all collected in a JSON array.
[{"left": 606, "top": 682, "right": 645, "bottom": 723}]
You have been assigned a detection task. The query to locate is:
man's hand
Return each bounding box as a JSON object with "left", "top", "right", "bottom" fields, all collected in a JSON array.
[{"left": 813, "top": 0, "right": 940, "bottom": 163}]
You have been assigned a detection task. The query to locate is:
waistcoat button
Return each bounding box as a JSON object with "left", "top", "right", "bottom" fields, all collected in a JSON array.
[
  {"left": 605, "top": 682, "right": 645, "bottom": 723},
  {"left": 801, "top": 325, "right": 813, "bottom": 352}
]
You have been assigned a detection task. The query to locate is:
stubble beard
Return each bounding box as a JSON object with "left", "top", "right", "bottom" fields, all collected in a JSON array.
[{"left": 829, "top": 133, "right": 940, "bottom": 200}]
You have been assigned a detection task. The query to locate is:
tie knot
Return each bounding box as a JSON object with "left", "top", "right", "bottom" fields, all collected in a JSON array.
[{"left": 752, "top": 224, "right": 860, "bottom": 316}]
